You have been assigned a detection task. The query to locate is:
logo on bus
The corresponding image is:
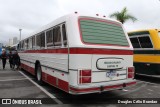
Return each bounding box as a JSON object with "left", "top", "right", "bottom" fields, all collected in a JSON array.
[{"left": 106, "top": 70, "right": 117, "bottom": 79}]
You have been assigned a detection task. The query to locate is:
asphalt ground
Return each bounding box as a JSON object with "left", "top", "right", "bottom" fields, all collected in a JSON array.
[{"left": 0, "top": 61, "right": 160, "bottom": 107}]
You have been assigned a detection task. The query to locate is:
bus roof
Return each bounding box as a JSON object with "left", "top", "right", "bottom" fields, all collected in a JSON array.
[
  {"left": 21, "top": 13, "right": 122, "bottom": 41},
  {"left": 128, "top": 29, "right": 160, "bottom": 34}
]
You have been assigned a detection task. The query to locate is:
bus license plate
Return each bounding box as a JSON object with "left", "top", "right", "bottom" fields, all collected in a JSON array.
[{"left": 106, "top": 70, "right": 116, "bottom": 78}]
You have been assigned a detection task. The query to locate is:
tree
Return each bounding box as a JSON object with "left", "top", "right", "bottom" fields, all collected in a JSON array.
[{"left": 109, "top": 7, "right": 137, "bottom": 24}]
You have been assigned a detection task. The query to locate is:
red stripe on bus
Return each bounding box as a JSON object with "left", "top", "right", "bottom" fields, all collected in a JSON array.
[
  {"left": 70, "top": 81, "right": 136, "bottom": 93},
  {"left": 24, "top": 48, "right": 68, "bottom": 54},
  {"left": 58, "top": 79, "right": 69, "bottom": 92},
  {"left": 43, "top": 72, "right": 69, "bottom": 92},
  {"left": 70, "top": 87, "right": 99, "bottom": 93},
  {"left": 42, "top": 73, "right": 57, "bottom": 88},
  {"left": 21, "top": 63, "right": 35, "bottom": 75},
  {"left": 126, "top": 81, "right": 137, "bottom": 86},
  {"left": 46, "top": 74, "right": 57, "bottom": 86},
  {"left": 103, "top": 84, "right": 123, "bottom": 90},
  {"left": 21, "top": 48, "right": 133, "bottom": 55},
  {"left": 70, "top": 48, "right": 133, "bottom": 55}
]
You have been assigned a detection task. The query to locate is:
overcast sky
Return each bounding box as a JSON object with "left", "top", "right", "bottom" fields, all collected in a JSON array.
[{"left": 0, "top": 0, "right": 160, "bottom": 44}]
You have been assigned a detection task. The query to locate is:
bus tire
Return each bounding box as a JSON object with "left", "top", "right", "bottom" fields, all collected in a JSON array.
[{"left": 36, "top": 64, "right": 43, "bottom": 85}]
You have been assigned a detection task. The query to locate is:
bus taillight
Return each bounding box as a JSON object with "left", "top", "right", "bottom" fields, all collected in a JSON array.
[
  {"left": 80, "top": 70, "right": 91, "bottom": 76},
  {"left": 79, "top": 70, "right": 91, "bottom": 84},
  {"left": 127, "top": 67, "right": 135, "bottom": 78},
  {"left": 80, "top": 77, "right": 91, "bottom": 84}
]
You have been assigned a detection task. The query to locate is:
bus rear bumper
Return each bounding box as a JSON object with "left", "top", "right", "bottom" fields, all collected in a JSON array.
[{"left": 69, "top": 79, "right": 136, "bottom": 94}]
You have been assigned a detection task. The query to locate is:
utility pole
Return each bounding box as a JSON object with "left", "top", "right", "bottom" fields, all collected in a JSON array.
[{"left": 19, "top": 29, "right": 22, "bottom": 42}]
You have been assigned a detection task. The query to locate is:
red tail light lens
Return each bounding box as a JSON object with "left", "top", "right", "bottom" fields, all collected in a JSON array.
[
  {"left": 128, "top": 67, "right": 135, "bottom": 78},
  {"left": 128, "top": 67, "right": 134, "bottom": 73},
  {"left": 80, "top": 70, "right": 91, "bottom": 76},
  {"left": 80, "top": 77, "right": 91, "bottom": 84},
  {"left": 79, "top": 69, "right": 92, "bottom": 84}
]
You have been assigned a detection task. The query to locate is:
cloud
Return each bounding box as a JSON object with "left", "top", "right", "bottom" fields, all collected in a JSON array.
[
  {"left": 0, "top": 0, "right": 160, "bottom": 44},
  {"left": 0, "top": 0, "right": 59, "bottom": 43}
]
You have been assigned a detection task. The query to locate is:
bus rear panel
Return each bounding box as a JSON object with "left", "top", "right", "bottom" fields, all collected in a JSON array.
[{"left": 69, "top": 17, "right": 136, "bottom": 94}]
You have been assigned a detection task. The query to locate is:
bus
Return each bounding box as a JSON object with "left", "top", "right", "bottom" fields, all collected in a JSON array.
[
  {"left": 18, "top": 13, "right": 136, "bottom": 94},
  {"left": 128, "top": 29, "right": 160, "bottom": 77}
]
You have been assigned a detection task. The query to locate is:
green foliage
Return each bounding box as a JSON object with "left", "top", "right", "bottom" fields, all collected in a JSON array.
[{"left": 110, "top": 7, "right": 137, "bottom": 24}]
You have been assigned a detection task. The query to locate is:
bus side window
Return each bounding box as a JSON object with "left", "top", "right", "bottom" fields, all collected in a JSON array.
[
  {"left": 138, "top": 36, "right": 153, "bottom": 48},
  {"left": 36, "top": 34, "right": 41, "bottom": 49},
  {"left": 46, "top": 29, "right": 53, "bottom": 47},
  {"left": 27, "top": 39, "right": 29, "bottom": 49},
  {"left": 53, "top": 26, "right": 61, "bottom": 47},
  {"left": 52, "top": 28, "right": 55, "bottom": 46},
  {"left": 25, "top": 39, "right": 29, "bottom": 50},
  {"left": 130, "top": 37, "right": 141, "bottom": 48},
  {"left": 21, "top": 41, "right": 24, "bottom": 50},
  {"left": 62, "top": 24, "right": 67, "bottom": 47},
  {"left": 41, "top": 33, "right": 45, "bottom": 48},
  {"left": 29, "top": 37, "right": 32, "bottom": 50},
  {"left": 32, "top": 36, "right": 35, "bottom": 49},
  {"left": 19, "top": 42, "right": 21, "bottom": 50}
]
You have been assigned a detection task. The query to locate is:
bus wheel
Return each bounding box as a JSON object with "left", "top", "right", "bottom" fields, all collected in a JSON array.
[{"left": 36, "top": 64, "right": 43, "bottom": 85}]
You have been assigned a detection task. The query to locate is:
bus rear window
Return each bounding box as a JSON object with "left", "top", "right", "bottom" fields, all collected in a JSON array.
[{"left": 79, "top": 19, "right": 129, "bottom": 46}]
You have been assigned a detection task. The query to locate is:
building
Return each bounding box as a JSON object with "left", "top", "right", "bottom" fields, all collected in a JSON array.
[
  {"left": 13, "top": 37, "right": 18, "bottom": 45},
  {"left": 9, "top": 38, "right": 13, "bottom": 46},
  {"left": 8, "top": 37, "right": 18, "bottom": 46}
]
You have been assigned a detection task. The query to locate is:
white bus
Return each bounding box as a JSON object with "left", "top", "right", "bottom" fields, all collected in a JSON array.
[{"left": 18, "top": 13, "right": 136, "bottom": 94}]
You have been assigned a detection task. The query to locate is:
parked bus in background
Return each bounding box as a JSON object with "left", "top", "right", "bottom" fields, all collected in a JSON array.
[
  {"left": 128, "top": 29, "right": 160, "bottom": 77},
  {"left": 18, "top": 13, "right": 136, "bottom": 94}
]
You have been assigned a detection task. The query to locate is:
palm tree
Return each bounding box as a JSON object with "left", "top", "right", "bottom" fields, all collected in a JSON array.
[{"left": 109, "top": 7, "right": 137, "bottom": 24}]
